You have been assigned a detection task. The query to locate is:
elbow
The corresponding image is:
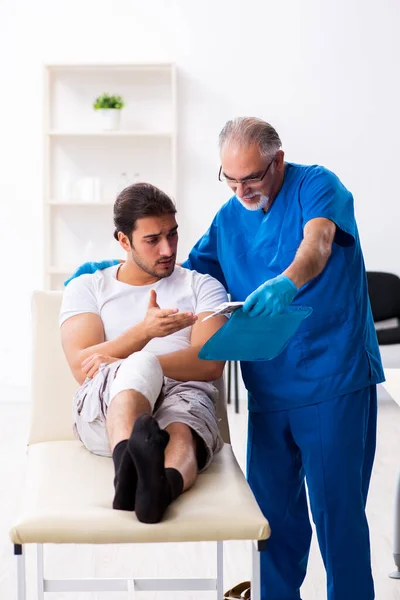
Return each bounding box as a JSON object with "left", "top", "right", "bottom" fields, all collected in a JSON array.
[
  {"left": 72, "top": 367, "right": 86, "bottom": 386},
  {"left": 319, "top": 244, "right": 332, "bottom": 274},
  {"left": 204, "top": 360, "right": 225, "bottom": 382},
  {"left": 321, "top": 227, "right": 334, "bottom": 262},
  {"left": 323, "top": 240, "right": 332, "bottom": 261},
  {"left": 67, "top": 356, "right": 87, "bottom": 386}
]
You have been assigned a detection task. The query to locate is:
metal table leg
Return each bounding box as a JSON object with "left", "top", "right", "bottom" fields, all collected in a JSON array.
[{"left": 389, "top": 469, "right": 400, "bottom": 578}]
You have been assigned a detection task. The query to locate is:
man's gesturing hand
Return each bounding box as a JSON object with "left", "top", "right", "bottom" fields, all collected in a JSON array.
[{"left": 143, "top": 290, "right": 197, "bottom": 338}]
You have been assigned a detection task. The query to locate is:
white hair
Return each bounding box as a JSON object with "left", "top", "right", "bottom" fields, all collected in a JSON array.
[{"left": 219, "top": 117, "right": 282, "bottom": 158}]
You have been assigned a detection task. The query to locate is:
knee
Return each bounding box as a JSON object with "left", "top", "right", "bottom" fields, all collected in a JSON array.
[{"left": 109, "top": 351, "right": 163, "bottom": 410}]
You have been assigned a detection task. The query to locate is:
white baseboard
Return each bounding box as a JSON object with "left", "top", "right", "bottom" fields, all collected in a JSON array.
[{"left": 0, "top": 385, "right": 29, "bottom": 403}]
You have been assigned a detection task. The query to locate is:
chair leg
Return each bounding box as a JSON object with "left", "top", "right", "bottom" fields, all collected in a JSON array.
[
  {"left": 217, "top": 541, "right": 224, "bottom": 599},
  {"left": 251, "top": 541, "right": 262, "bottom": 600},
  {"left": 37, "top": 543, "right": 45, "bottom": 599},
  {"left": 227, "top": 362, "right": 232, "bottom": 404},
  {"left": 14, "top": 544, "right": 26, "bottom": 600}
]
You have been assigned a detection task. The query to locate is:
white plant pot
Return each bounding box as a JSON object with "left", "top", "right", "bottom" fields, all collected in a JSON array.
[{"left": 98, "top": 109, "right": 121, "bottom": 131}]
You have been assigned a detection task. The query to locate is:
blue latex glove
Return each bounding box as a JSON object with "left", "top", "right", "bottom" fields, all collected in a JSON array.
[
  {"left": 64, "top": 259, "right": 120, "bottom": 286},
  {"left": 243, "top": 275, "right": 298, "bottom": 318}
]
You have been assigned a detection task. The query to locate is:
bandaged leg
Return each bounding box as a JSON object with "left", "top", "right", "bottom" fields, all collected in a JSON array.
[
  {"left": 107, "top": 351, "right": 164, "bottom": 511},
  {"left": 109, "top": 351, "right": 164, "bottom": 408}
]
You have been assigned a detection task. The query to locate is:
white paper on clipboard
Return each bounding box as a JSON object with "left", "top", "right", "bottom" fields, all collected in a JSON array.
[{"left": 201, "top": 301, "right": 245, "bottom": 322}]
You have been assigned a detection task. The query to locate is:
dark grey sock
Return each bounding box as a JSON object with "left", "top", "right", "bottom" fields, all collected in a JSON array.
[
  {"left": 165, "top": 467, "right": 184, "bottom": 502},
  {"left": 128, "top": 414, "right": 183, "bottom": 523}
]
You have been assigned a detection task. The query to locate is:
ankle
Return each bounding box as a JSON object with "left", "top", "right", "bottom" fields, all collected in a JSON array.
[{"left": 165, "top": 468, "right": 184, "bottom": 502}]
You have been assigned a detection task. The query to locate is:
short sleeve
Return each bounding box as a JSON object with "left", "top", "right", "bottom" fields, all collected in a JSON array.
[
  {"left": 192, "top": 273, "right": 229, "bottom": 315},
  {"left": 182, "top": 218, "right": 228, "bottom": 290},
  {"left": 300, "top": 166, "right": 356, "bottom": 247},
  {"left": 59, "top": 274, "right": 99, "bottom": 327}
]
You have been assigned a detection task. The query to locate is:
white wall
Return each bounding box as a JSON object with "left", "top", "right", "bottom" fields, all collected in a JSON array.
[{"left": 1, "top": 0, "right": 399, "bottom": 394}]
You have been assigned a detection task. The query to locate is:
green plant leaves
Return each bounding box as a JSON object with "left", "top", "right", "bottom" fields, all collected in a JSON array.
[{"left": 93, "top": 93, "right": 125, "bottom": 110}]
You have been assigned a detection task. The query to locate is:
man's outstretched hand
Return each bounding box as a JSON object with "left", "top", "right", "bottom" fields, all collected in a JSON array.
[{"left": 143, "top": 290, "right": 197, "bottom": 338}]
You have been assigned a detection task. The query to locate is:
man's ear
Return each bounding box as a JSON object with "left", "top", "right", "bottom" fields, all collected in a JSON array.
[
  {"left": 275, "top": 150, "right": 285, "bottom": 172},
  {"left": 117, "top": 231, "right": 131, "bottom": 252}
]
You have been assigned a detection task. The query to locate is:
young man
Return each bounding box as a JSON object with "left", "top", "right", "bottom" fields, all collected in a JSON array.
[{"left": 60, "top": 182, "right": 228, "bottom": 524}]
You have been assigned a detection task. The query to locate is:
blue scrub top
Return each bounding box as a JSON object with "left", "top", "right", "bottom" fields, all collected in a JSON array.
[{"left": 184, "top": 163, "right": 384, "bottom": 412}]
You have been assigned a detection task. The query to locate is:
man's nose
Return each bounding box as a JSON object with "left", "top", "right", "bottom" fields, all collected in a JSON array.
[
  {"left": 159, "top": 239, "right": 173, "bottom": 256},
  {"left": 236, "top": 182, "right": 246, "bottom": 197}
]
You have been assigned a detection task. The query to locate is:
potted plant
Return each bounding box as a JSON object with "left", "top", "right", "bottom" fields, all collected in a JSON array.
[{"left": 93, "top": 93, "right": 125, "bottom": 131}]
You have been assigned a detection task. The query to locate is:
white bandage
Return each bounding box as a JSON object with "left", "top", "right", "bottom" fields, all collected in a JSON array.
[{"left": 109, "top": 351, "right": 164, "bottom": 410}]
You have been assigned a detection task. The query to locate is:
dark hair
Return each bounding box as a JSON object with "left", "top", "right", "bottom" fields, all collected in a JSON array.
[{"left": 113, "top": 182, "right": 176, "bottom": 242}]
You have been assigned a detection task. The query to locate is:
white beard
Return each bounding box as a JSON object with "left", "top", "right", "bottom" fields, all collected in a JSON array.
[{"left": 236, "top": 192, "right": 269, "bottom": 211}]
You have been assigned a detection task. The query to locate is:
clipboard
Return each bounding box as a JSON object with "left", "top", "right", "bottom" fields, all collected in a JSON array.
[{"left": 198, "top": 306, "right": 313, "bottom": 362}]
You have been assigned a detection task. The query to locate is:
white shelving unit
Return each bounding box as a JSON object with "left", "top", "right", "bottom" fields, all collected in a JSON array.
[{"left": 44, "top": 63, "right": 177, "bottom": 290}]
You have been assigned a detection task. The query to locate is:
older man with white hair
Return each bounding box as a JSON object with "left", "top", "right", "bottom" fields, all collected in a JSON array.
[{"left": 183, "top": 117, "right": 384, "bottom": 600}]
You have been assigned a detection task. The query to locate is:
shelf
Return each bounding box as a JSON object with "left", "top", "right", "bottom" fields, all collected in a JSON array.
[
  {"left": 48, "top": 201, "right": 113, "bottom": 206},
  {"left": 44, "top": 61, "right": 177, "bottom": 290},
  {"left": 47, "top": 130, "right": 173, "bottom": 138},
  {"left": 47, "top": 63, "right": 174, "bottom": 72}
]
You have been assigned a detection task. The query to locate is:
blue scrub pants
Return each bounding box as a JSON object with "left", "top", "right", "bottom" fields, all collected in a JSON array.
[{"left": 247, "top": 385, "right": 377, "bottom": 600}]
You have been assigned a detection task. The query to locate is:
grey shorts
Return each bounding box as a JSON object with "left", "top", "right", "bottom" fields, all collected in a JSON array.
[{"left": 73, "top": 361, "right": 224, "bottom": 471}]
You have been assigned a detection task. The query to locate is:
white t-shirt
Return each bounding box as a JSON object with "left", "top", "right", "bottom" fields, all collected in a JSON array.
[{"left": 59, "top": 265, "right": 228, "bottom": 355}]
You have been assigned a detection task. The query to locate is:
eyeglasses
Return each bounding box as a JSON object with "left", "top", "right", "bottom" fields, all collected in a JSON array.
[{"left": 218, "top": 156, "right": 275, "bottom": 186}]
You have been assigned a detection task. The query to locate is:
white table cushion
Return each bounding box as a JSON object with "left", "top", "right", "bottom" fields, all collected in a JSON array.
[{"left": 10, "top": 441, "right": 270, "bottom": 545}]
